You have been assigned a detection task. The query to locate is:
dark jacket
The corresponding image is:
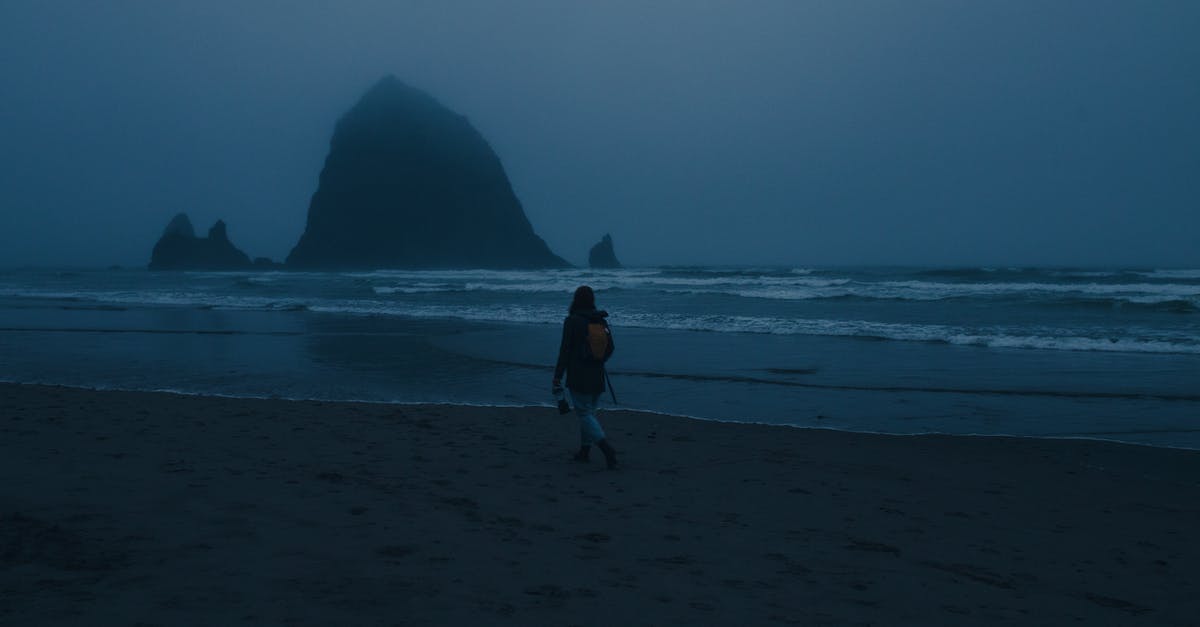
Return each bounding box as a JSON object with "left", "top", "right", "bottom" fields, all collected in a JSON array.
[{"left": 554, "top": 308, "right": 614, "bottom": 394}]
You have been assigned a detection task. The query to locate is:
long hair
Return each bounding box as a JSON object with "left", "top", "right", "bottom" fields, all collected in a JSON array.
[{"left": 569, "top": 285, "right": 595, "bottom": 313}]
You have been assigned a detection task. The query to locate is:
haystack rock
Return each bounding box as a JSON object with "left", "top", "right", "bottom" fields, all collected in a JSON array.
[
  {"left": 588, "top": 233, "right": 622, "bottom": 269},
  {"left": 148, "top": 214, "right": 253, "bottom": 270},
  {"left": 286, "top": 76, "right": 568, "bottom": 269}
]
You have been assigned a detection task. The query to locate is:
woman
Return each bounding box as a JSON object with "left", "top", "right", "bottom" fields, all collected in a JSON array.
[{"left": 553, "top": 285, "right": 617, "bottom": 469}]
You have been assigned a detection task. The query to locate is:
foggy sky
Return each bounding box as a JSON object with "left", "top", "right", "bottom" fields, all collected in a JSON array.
[{"left": 2, "top": 1, "right": 1197, "bottom": 268}]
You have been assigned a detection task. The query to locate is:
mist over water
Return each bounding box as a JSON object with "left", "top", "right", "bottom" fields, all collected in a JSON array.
[{"left": 2, "top": 2, "right": 1198, "bottom": 267}]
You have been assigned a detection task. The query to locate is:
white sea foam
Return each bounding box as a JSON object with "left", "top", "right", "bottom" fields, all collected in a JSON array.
[
  {"left": 244, "top": 275, "right": 284, "bottom": 284},
  {"left": 349, "top": 271, "right": 1200, "bottom": 304},
  {"left": 3, "top": 267, "right": 1197, "bottom": 354},
  {"left": 1145, "top": 269, "right": 1200, "bottom": 280},
  {"left": 373, "top": 283, "right": 460, "bottom": 294},
  {"left": 0, "top": 289, "right": 312, "bottom": 312},
  {"left": 33, "top": 266, "right": 1191, "bottom": 305},
  {"left": 303, "top": 303, "right": 1200, "bottom": 355},
  {"left": 6, "top": 287, "right": 1197, "bottom": 354},
  {"left": 6, "top": 265, "right": 1199, "bottom": 309}
]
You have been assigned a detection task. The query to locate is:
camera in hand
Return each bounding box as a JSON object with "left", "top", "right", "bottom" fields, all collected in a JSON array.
[{"left": 553, "top": 385, "right": 570, "bottom": 414}]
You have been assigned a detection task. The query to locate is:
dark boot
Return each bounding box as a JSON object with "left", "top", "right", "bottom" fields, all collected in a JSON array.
[
  {"left": 572, "top": 445, "right": 591, "bottom": 463},
  {"left": 596, "top": 439, "right": 618, "bottom": 470}
]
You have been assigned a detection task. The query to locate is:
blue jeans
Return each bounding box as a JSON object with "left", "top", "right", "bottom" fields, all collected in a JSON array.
[{"left": 571, "top": 391, "right": 606, "bottom": 446}]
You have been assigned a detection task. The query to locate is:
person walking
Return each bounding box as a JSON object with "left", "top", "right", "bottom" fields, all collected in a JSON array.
[{"left": 553, "top": 285, "right": 617, "bottom": 469}]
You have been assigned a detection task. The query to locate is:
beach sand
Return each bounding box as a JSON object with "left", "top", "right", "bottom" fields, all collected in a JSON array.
[{"left": 2, "top": 383, "right": 1197, "bottom": 625}]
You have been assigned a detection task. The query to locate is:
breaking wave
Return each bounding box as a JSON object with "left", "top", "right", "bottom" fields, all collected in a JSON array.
[{"left": 2, "top": 265, "right": 1197, "bottom": 354}]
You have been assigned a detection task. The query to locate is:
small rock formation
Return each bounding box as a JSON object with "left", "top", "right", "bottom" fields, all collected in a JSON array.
[
  {"left": 588, "top": 233, "right": 622, "bottom": 269},
  {"left": 286, "top": 75, "right": 569, "bottom": 269},
  {"left": 148, "top": 213, "right": 254, "bottom": 270},
  {"left": 162, "top": 213, "right": 194, "bottom": 238}
]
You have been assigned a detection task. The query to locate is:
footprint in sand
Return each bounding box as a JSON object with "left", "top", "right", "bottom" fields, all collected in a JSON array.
[
  {"left": 843, "top": 539, "right": 901, "bottom": 556},
  {"left": 1083, "top": 593, "right": 1153, "bottom": 615},
  {"left": 375, "top": 545, "right": 417, "bottom": 559}
]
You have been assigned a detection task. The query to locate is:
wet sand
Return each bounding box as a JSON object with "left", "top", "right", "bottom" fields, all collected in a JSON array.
[{"left": 2, "top": 383, "right": 1197, "bottom": 625}]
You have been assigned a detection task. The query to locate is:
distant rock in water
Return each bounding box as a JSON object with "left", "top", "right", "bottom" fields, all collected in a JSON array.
[
  {"left": 162, "top": 213, "right": 195, "bottom": 238},
  {"left": 286, "top": 75, "right": 569, "bottom": 269},
  {"left": 588, "top": 233, "right": 622, "bottom": 269},
  {"left": 149, "top": 213, "right": 253, "bottom": 270}
]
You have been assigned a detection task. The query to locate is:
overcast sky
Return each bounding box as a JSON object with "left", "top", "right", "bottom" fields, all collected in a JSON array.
[{"left": 1, "top": 1, "right": 1197, "bottom": 268}]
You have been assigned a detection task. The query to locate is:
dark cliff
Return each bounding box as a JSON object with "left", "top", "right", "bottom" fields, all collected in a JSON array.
[
  {"left": 286, "top": 76, "right": 568, "bottom": 269},
  {"left": 588, "top": 233, "right": 622, "bottom": 269},
  {"left": 148, "top": 214, "right": 253, "bottom": 270}
]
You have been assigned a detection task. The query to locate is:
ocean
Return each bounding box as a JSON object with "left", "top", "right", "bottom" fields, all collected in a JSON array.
[{"left": 1, "top": 266, "right": 1197, "bottom": 448}]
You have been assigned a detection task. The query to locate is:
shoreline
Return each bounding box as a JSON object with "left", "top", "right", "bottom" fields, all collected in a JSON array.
[
  {"left": 3, "top": 382, "right": 1198, "bottom": 624},
  {"left": 3, "top": 279, "right": 1198, "bottom": 450},
  {"left": 4, "top": 379, "right": 1198, "bottom": 453}
]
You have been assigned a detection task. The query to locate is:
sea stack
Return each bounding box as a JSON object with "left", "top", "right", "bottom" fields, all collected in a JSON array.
[
  {"left": 286, "top": 76, "right": 568, "bottom": 269},
  {"left": 588, "top": 233, "right": 622, "bottom": 269},
  {"left": 148, "top": 213, "right": 253, "bottom": 270}
]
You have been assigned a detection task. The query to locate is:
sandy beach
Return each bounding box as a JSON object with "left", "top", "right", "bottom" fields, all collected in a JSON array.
[{"left": 2, "top": 382, "right": 1197, "bottom": 625}]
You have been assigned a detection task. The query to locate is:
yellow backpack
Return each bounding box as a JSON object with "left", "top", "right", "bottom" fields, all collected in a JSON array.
[{"left": 585, "top": 321, "right": 611, "bottom": 362}]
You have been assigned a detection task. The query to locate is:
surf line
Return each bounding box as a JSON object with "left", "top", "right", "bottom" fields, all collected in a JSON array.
[
  {"left": 479, "top": 358, "right": 1200, "bottom": 403},
  {"left": 0, "top": 327, "right": 303, "bottom": 336}
]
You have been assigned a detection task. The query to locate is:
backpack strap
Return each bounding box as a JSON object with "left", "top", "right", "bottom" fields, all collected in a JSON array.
[{"left": 603, "top": 366, "right": 618, "bottom": 404}]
